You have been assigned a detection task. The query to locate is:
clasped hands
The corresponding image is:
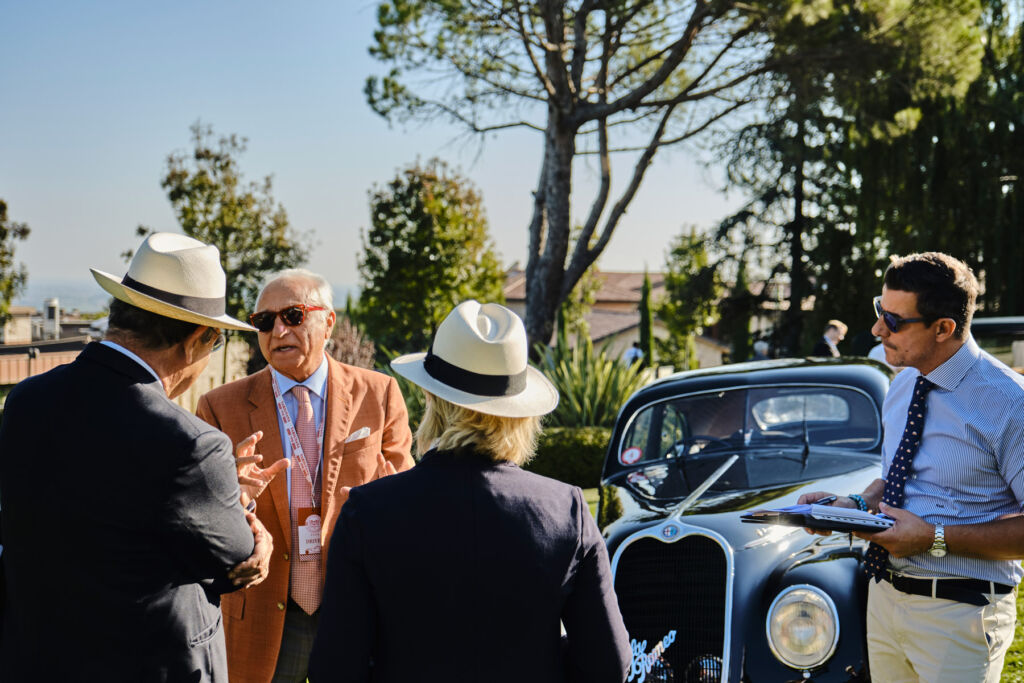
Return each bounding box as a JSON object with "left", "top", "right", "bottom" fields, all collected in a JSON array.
[{"left": 796, "top": 490, "right": 937, "bottom": 558}]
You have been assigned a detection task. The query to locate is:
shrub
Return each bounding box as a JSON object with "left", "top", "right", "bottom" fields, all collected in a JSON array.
[
  {"left": 536, "top": 330, "right": 654, "bottom": 428},
  {"left": 329, "top": 315, "right": 376, "bottom": 369},
  {"left": 377, "top": 347, "right": 426, "bottom": 429},
  {"left": 525, "top": 426, "right": 612, "bottom": 489}
]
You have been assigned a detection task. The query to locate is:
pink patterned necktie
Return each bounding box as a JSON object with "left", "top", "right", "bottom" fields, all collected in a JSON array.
[
  {"left": 289, "top": 384, "right": 323, "bottom": 614},
  {"left": 863, "top": 375, "right": 935, "bottom": 581}
]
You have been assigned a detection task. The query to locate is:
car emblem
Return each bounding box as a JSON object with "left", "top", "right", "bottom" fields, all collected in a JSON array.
[
  {"left": 661, "top": 524, "right": 679, "bottom": 539},
  {"left": 620, "top": 447, "right": 643, "bottom": 465}
]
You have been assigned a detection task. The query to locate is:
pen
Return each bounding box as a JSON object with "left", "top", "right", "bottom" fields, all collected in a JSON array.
[{"left": 812, "top": 495, "right": 837, "bottom": 506}]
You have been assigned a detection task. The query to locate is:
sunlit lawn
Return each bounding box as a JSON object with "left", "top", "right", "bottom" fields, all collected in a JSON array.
[
  {"left": 582, "top": 487, "right": 1024, "bottom": 681},
  {"left": 584, "top": 487, "right": 599, "bottom": 518},
  {"left": 1002, "top": 595, "right": 1024, "bottom": 682}
]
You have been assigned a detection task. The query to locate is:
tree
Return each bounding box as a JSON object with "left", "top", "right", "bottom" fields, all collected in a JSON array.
[
  {"left": 0, "top": 199, "right": 30, "bottom": 324},
  {"left": 841, "top": 1, "right": 1024, "bottom": 316},
  {"left": 356, "top": 159, "right": 505, "bottom": 356},
  {"left": 713, "top": 1, "right": 983, "bottom": 352},
  {"left": 717, "top": 256, "right": 759, "bottom": 362},
  {"left": 657, "top": 227, "right": 719, "bottom": 370},
  {"left": 367, "top": 0, "right": 981, "bottom": 349},
  {"left": 559, "top": 228, "right": 602, "bottom": 340},
  {"left": 639, "top": 270, "right": 653, "bottom": 367},
  {"left": 135, "top": 123, "right": 309, "bottom": 373}
]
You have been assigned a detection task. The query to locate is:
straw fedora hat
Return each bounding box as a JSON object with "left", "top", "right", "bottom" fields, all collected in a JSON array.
[
  {"left": 90, "top": 232, "right": 256, "bottom": 331},
  {"left": 391, "top": 301, "right": 558, "bottom": 418}
]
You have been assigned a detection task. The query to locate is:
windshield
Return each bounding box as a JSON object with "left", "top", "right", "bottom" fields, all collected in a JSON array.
[{"left": 613, "top": 385, "right": 880, "bottom": 499}]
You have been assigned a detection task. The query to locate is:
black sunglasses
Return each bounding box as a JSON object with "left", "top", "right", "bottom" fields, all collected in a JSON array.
[
  {"left": 211, "top": 331, "right": 226, "bottom": 351},
  {"left": 872, "top": 296, "right": 928, "bottom": 333},
  {"left": 249, "top": 304, "right": 327, "bottom": 332}
]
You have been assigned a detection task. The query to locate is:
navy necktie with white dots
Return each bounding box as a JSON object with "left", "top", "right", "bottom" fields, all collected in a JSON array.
[{"left": 863, "top": 374, "right": 935, "bottom": 581}]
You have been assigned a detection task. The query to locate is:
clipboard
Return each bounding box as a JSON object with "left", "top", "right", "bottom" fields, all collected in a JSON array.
[{"left": 740, "top": 503, "right": 894, "bottom": 533}]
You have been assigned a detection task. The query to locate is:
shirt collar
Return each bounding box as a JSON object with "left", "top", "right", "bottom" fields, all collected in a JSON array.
[
  {"left": 271, "top": 355, "right": 329, "bottom": 400},
  {"left": 99, "top": 340, "right": 163, "bottom": 389},
  {"left": 924, "top": 335, "right": 979, "bottom": 391}
]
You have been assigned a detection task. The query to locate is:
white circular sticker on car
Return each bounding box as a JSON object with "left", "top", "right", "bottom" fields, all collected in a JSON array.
[{"left": 620, "top": 447, "right": 643, "bottom": 465}]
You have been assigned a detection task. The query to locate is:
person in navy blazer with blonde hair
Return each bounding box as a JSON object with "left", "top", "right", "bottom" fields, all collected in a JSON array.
[{"left": 309, "top": 301, "right": 631, "bottom": 683}]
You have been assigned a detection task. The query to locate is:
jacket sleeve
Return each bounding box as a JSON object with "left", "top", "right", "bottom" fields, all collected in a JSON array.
[
  {"left": 381, "top": 376, "right": 414, "bottom": 471},
  {"left": 561, "top": 487, "right": 631, "bottom": 683},
  {"left": 309, "top": 489, "right": 374, "bottom": 682},
  {"left": 162, "top": 429, "right": 254, "bottom": 594}
]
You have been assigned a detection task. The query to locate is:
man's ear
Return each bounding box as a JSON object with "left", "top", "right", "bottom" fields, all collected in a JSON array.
[
  {"left": 325, "top": 310, "right": 337, "bottom": 339},
  {"left": 183, "top": 326, "right": 211, "bottom": 363},
  {"left": 935, "top": 318, "right": 958, "bottom": 342}
]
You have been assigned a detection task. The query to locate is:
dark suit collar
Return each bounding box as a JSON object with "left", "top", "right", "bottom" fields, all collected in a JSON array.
[
  {"left": 418, "top": 446, "right": 517, "bottom": 469},
  {"left": 80, "top": 342, "right": 163, "bottom": 388}
]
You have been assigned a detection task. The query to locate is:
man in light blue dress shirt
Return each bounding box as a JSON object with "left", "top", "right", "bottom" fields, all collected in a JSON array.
[{"left": 801, "top": 252, "right": 1024, "bottom": 682}]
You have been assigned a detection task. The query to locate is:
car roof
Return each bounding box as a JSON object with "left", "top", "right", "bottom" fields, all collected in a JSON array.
[
  {"left": 971, "top": 316, "right": 1024, "bottom": 338},
  {"left": 619, "top": 358, "right": 892, "bottom": 419}
]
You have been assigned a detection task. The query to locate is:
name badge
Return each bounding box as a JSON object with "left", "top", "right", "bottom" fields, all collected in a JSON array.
[{"left": 298, "top": 507, "right": 322, "bottom": 559}]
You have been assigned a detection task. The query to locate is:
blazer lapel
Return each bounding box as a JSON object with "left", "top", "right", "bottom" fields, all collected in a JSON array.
[
  {"left": 320, "top": 358, "right": 353, "bottom": 546},
  {"left": 248, "top": 369, "right": 292, "bottom": 552}
]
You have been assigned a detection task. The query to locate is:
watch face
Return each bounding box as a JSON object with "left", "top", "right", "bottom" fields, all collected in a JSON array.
[{"left": 929, "top": 547, "right": 947, "bottom": 558}]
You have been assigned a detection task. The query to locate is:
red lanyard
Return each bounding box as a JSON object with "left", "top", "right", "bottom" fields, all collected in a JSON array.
[{"left": 270, "top": 372, "right": 325, "bottom": 496}]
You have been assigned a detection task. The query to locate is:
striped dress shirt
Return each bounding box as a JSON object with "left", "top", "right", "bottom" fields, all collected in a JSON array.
[{"left": 885, "top": 335, "right": 1024, "bottom": 584}]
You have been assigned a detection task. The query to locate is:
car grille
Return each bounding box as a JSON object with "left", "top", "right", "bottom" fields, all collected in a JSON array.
[{"left": 614, "top": 534, "right": 728, "bottom": 682}]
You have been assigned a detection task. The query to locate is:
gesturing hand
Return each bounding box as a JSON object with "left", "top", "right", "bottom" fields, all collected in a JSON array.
[{"left": 234, "top": 430, "right": 290, "bottom": 506}]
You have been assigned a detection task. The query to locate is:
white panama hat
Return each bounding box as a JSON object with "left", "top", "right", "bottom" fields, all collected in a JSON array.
[
  {"left": 390, "top": 300, "right": 559, "bottom": 418},
  {"left": 90, "top": 232, "right": 256, "bottom": 332}
]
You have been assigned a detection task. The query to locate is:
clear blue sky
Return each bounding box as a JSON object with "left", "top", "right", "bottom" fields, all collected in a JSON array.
[{"left": 1, "top": 0, "right": 738, "bottom": 306}]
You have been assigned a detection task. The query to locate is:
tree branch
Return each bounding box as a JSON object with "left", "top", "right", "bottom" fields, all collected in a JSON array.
[
  {"left": 570, "top": 0, "right": 599, "bottom": 96},
  {"left": 578, "top": 0, "right": 713, "bottom": 124},
  {"left": 573, "top": 115, "right": 611, "bottom": 268},
  {"left": 515, "top": 3, "right": 557, "bottom": 97}
]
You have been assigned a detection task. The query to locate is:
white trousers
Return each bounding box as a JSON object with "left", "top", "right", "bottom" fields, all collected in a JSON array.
[{"left": 866, "top": 577, "right": 1016, "bottom": 683}]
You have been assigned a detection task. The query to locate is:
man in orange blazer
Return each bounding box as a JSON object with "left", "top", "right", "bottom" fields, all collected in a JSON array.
[{"left": 197, "top": 268, "right": 414, "bottom": 683}]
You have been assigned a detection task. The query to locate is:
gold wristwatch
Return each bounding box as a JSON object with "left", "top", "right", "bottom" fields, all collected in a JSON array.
[{"left": 928, "top": 523, "right": 947, "bottom": 558}]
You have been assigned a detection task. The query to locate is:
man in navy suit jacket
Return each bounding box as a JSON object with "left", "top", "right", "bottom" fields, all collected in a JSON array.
[{"left": 0, "top": 233, "right": 274, "bottom": 682}]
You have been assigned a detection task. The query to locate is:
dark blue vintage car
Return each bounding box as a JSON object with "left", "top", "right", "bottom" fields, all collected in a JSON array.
[{"left": 600, "top": 358, "right": 892, "bottom": 683}]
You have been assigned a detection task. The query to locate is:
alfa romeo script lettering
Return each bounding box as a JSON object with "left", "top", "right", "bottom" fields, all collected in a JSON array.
[{"left": 627, "top": 630, "right": 677, "bottom": 683}]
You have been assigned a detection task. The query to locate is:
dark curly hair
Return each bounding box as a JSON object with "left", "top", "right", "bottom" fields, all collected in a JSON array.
[{"left": 883, "top": 252, "right": 978, "bottom": 339}]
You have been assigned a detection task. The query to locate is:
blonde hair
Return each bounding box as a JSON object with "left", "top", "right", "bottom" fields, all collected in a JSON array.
[{"left": 415, "top": 393, "right": 542, "bottom": 465}]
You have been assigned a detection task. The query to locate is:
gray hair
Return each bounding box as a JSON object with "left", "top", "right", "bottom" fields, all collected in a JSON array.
[{"left": 261, "top": 268, "right": 334, "bottom": 310}]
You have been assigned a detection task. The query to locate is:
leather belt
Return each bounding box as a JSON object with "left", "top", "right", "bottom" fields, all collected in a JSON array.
[{"left": 884, "top": 571, "right": 1014, "bottom": 607}]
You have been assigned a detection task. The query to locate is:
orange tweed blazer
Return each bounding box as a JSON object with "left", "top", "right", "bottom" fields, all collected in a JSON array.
[{"left": 196, "top": 357, "right": 414, "bottom": 683}]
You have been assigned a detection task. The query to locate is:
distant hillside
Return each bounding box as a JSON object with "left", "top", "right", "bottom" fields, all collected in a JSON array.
[
  {"left": 13, "top": 279, "right": 111, "bottom": 314},
  {"left": 13, "top": 278, "right": 357, "bottom": 315}
]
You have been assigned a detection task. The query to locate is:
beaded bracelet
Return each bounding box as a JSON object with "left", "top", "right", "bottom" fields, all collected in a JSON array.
[{"left": 848, "top": 493, "right": 868, "bottom": 512}]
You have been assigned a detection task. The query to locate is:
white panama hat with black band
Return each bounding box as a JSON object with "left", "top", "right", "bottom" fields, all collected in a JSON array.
[
  {"left": 390, "top": 300, "right": 558, "bottom": 418},
  {"left": 90, "top": 232, "right": 257, "bottom": 332}
]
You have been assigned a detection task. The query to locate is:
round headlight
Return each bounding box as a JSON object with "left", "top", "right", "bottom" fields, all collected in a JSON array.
[{"left": 765, "top": 584, "right": 839, "bottom": 670}]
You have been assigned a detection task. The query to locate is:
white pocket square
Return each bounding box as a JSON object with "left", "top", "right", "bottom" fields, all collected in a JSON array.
[{"left": 344, "top": 427, "right": 371, "bottom": 444}]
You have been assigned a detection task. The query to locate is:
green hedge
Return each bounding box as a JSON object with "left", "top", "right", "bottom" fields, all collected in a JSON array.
[{"left": 525, "top": 426, "right": 612, "bottom": 489}]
